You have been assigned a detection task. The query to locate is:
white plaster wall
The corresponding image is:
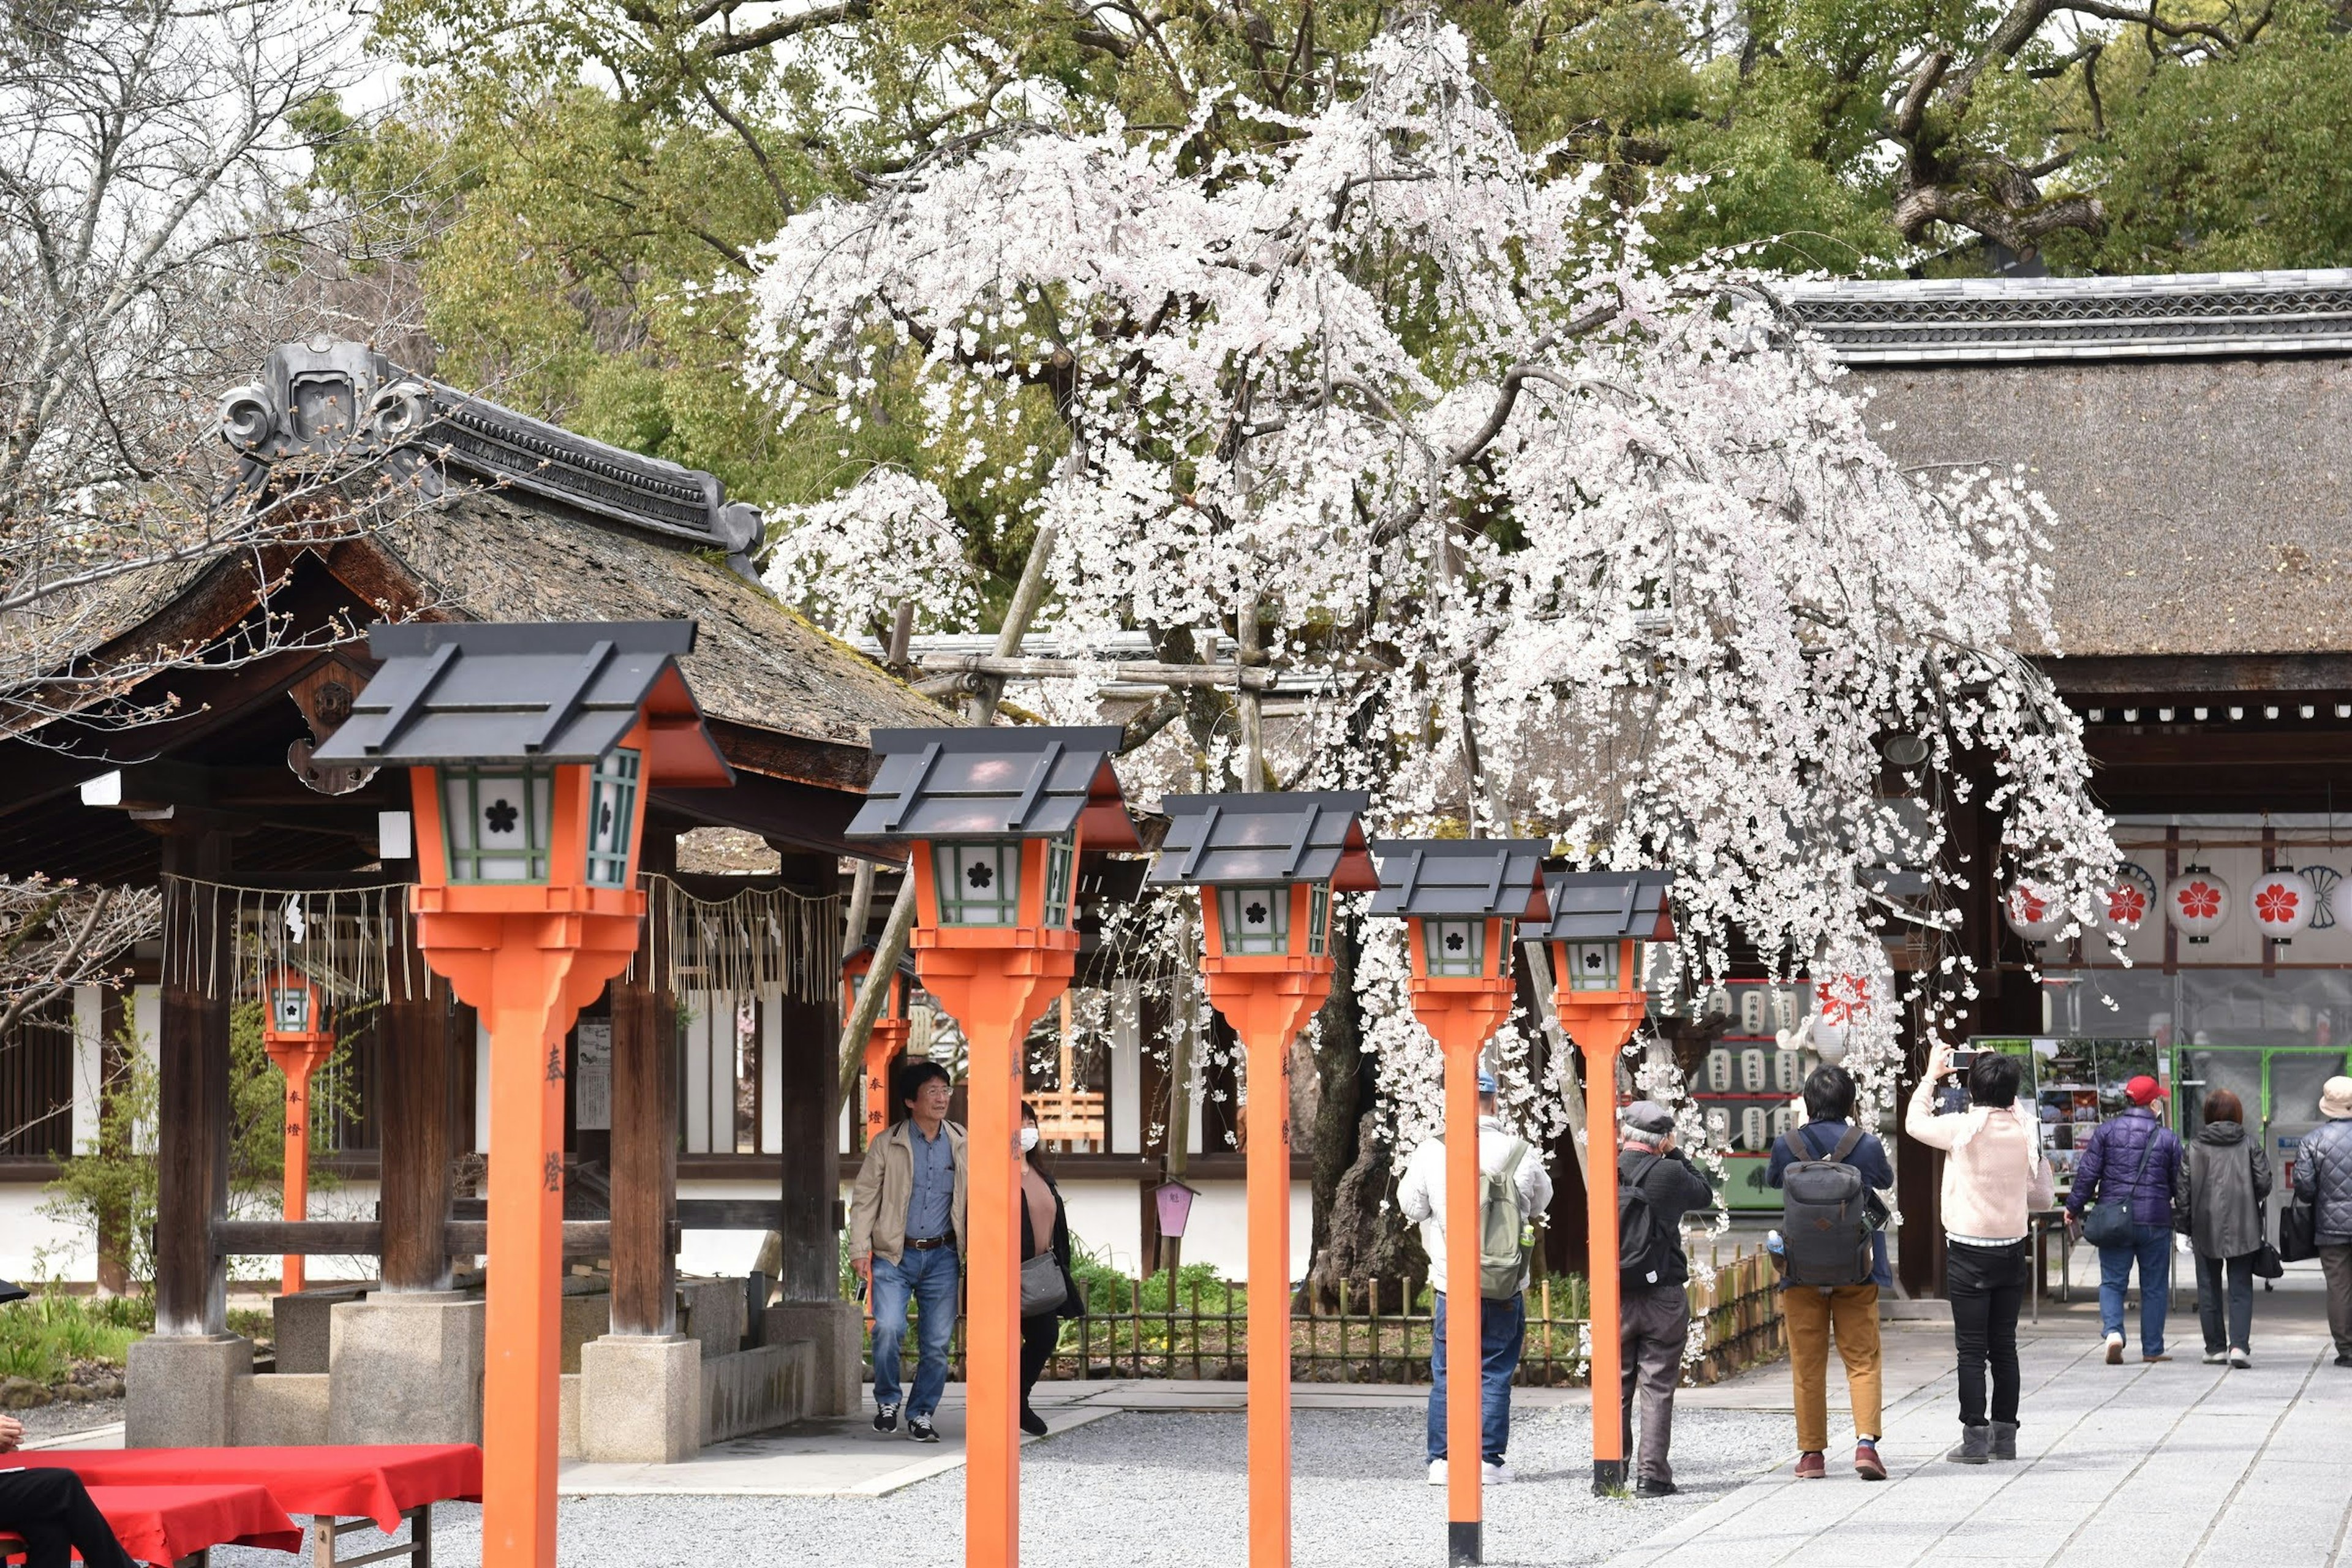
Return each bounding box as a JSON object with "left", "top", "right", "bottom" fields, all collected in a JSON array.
[
  {"left": 1, "top": 1185, "right": 95, "bottom": 1281},
  {"left": 677, "top": 1178, "right": 791, "bottom": 1278},
  {"left": 1056, "top": 1178, "right": 1144, "bottom": 1274}
]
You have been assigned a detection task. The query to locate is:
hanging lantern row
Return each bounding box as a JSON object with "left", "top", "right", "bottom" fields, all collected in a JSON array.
[{"left": 2007, "top": 860, "right": 2352, "bottom": 949}]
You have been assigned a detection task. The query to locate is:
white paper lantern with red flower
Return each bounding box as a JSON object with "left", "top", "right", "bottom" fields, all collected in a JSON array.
[
  {"left": 2003, "top": 881, "right": 2066, "bottom": 945},
  {"left": 1807, "top": 972, "right": 1872, "bottom": 1062},
  {"left": 2165, "top": 865, "right": 2231, "bottom": 944},
  {"left": 2248, "top": 868, "right": 2315, "bottom": 942},
  {"left": 2100, "top": 864, "right": 2156, "bottom": 939}
]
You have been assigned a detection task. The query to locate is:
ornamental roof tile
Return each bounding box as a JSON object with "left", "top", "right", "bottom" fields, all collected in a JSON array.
[
  {"left": 1147, "top": 791, "right": 1376, "bottom": 891},
  {"left": 847, "top": 726, "right": 1140, "bottom": 849},
  {"left": 1366, "top": 839, "right": 1551, "bottom": 921}
]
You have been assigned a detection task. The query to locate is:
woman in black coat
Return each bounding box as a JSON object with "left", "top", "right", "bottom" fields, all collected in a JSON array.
[
  {"left": 2184, "top": 1088, "right": 2272, "bottom": 1367},
  {"left": 1019, "top": 1101, "right": 1083, "bottom": 1436}
]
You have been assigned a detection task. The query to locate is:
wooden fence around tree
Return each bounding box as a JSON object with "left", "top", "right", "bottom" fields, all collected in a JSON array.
[{"left": 866, "top": 1247, "right": 1785, "bottom": 1387}]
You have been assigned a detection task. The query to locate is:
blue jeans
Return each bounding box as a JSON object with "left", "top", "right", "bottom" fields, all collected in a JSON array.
[
  {"left": 872, "top": 1246, "right": 959, "bottom": 1417},
  {"left": 2098, "top": 1223, "right": 2173, "bottom": 1355},
  {"left": 1427, "top": 1291, "right": 1526, "bottom": 1464}
]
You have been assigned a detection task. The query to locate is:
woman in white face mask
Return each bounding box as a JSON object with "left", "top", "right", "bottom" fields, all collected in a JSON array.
[{"left": 1019, "top": 1100, "right": 1080, "bottom": 1436}]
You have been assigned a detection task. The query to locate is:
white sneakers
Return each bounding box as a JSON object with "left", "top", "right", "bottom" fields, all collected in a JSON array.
[
  {"left": 2203, "top": 1350, "right": 2228, "bottom": 1365},
  {"left": 2105, "top": 1331, "right": 2125, "bottom": 1365},
  {"left": 2228, "top": 1346, "right": 2252, "bottom": 1368},
  {"left": 1427, "top": 1459, "right": 1514, "bottom": 1485}
]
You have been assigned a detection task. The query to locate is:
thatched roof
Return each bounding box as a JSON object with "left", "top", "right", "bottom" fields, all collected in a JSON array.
[
  {"left": 1784, "top": 272, "right": 2352, "bottom": 660},
  {"left": 13, "top": 339, "right": 949, "bottom": 756},
  {"left": 377, "top": 488, "right": 947, "bottom": 746}
]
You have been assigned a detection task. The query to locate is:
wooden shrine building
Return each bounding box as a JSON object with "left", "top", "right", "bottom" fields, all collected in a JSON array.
[
  {"left": 1785, "top": 268, "right": 2352, "bottom": 1292},
  {"left": 0, "top": 338, "right": 949, "bottom": 1456}
]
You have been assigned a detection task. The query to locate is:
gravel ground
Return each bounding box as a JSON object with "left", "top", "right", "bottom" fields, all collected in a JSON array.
[
  {"left": 209, "top": 1404, "right": 1789, "bottom": 1568},
  {"left": 12, "top": 1395, "right": 124, "bottom": 1442}
]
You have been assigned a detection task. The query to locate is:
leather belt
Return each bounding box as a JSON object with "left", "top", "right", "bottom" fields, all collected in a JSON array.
[{"left": 905, "top": 1234, "right": 952, "bottom": 1251}]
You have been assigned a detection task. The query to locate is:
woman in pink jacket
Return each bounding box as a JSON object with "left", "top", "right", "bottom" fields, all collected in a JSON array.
[{"left": 1905, "top": 1042, "right": 2055, "bottom": 1465}]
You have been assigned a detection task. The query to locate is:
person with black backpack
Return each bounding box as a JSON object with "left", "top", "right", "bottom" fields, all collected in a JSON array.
[
  {"left": 1766, "top": 1065, "right": 1894, "bottom": 1481},
  {"left": 1616, "top": 1099, "right": 1716, "bottom": 1498}
]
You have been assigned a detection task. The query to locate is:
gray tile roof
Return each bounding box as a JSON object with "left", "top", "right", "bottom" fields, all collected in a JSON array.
[
  {"left": 1779, "top": 270, "right": 2352, "bottom": 364},
  {"left": 1539, "top": 870, "right": 1676, "bottom": 942},
  {"left": 1147, "top": 791, "right": 1376, "bottom": 889},
  {"left": 1366, "top": 839, "right": 1552, "bottom": 920},
  {"left": 847, "top": 726, "right": 1139, "bottom": 848}
]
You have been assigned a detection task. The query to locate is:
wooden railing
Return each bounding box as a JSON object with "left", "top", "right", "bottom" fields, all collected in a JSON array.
[{"left": 868, "top": 1247, "right": 1786, "bottom": 1387}]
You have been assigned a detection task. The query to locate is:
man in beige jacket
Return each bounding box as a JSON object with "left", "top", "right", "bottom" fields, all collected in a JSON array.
[{"left": 849, "top": 1060, "right": 968, "bottom": 1441}]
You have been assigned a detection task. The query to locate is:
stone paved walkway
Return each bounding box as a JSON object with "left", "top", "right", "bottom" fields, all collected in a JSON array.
[{"left": 1610, "top": 1270, "right": 2352, "bottom": 1568}]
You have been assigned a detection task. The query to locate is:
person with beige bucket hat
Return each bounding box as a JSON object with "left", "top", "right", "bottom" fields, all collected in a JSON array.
[{"left": 2297, "top": 1076, "right": 2352, "bottom": 1367}]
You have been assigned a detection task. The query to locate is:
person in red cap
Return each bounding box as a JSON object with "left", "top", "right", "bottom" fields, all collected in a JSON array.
[{"left": 2065, "top": 1074, "right": 2185, "bottom": 1364}]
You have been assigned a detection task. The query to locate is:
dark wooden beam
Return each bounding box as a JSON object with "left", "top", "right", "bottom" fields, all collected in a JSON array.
[
  {"left": 2041, "top": 652, "right": 2352, "bottom": 696},
  {"left": 377, "top": 987, "right": 456, "bottom": 1291},
  {"left": 609, "top": 835, "right": 679, "bottom": 1336},
  {"left": 676, "top": 1199, "right": 787, "bottom": 1229},
  {"left": 214, "top": 1220, "right": 383, "bottom": 1256},
  {"left": 445, "top": 1221, "right": 612, "bottom": 1257},
  {"left": 155, "top": 832, "right": 231, "bottom": 1337},
  {"left": 772, "top": 850, "right": 841, "bottom": 1302}
]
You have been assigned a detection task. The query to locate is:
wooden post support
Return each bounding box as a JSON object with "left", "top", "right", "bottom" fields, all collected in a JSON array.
[
  {"left": 156, "top": 834, "right": 231, "bottom": 1339},
  {"left": 1395, "top": 922, "right": 1518, "bottom": 1567},
  {"left": 910, "top": 948, "right": 1073, "bottom": 1568},
  {"left": 608, "top": 973, "right": 677, "bottom": 1336},
  {"left": 1553, "top": 943, "right": 1648, "bottom": 1498},
  {"left": 1442, "top": 1042, "right": 1482, "bottom": 1564},
  {"left": 378, "top": 987, "right": 457, "bottom": 1292},
  {"left": 1582, "top": 1042, "right": 1625, "bottom": 1492}
]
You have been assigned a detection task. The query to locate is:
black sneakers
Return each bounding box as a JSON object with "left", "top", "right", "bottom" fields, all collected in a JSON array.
[
  {"left": 873, "top": 1403, "right": 899, "bottom": 1434},
  {"left": 908, "top": 1414, "right": 941, "bottom": 1442}
]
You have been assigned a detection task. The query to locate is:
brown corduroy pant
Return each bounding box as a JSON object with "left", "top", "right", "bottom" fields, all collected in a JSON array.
[{"left": 1784, "top": 1282, "right": 1883, "bottom": 1452}]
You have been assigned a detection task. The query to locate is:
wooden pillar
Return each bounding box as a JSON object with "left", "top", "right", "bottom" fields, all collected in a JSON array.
[
  {"left": 777, "top": 852, "right": 841, "bottom": 1302},
  {"left": 610, "top": 870, "right": 678, "bottom": 1337},
  {"left": 156, "top": 833, "right": 231, "bottom": 1338},
  {"left": 379, "top": 982, "right": 457, "bottom": 1292}
]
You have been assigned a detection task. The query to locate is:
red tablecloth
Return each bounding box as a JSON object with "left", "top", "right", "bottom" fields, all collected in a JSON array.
[
  {"left": 83, "top": 1483, "right": 303, "bottom": 1563},
  {"left": 18, "top": 1445, "right": 481, "bottom": 1533}
]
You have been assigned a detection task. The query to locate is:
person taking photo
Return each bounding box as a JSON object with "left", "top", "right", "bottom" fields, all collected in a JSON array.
[{"left": 1905, "top": 1043, "right": 2053, "bottom": 1465}]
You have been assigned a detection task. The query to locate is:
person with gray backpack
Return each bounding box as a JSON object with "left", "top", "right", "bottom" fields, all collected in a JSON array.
[
  {"left": 1398, "top": 1070, "right": 1553, "bottom": 1487},
  {"left": 1615, "top": 1100, "right": 1716, "bottom": 1497},
  {"left": 1767, "top": 1065, "right": 1894, "bottom": 1481}
]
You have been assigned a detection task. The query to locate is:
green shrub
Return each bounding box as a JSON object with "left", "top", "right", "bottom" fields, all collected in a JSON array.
[{"left": 0, "top": 1292, "right": 149, "bottom": 1386}]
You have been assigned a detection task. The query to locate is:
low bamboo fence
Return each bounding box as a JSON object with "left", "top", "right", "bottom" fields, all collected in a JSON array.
[{"left": 864, "top": 1245, "right": 1784, "bottom": 1387}]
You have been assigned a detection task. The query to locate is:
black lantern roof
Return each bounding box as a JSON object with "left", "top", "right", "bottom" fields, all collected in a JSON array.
[
  {"left": 847, "top": 727, "right": 1141, "bottom": 851},
  {"left": 1538, "top": 870, "right": 1677, "bottom": 943},
  {"left": 1366, "top": 839, "right": 1553, "bottom": 921},
  {"left": 1147, "top": 791, "right": 1378, "bottom": 892},
  {"left": 312, "top": 620, "right": 734, "bottom": 786}
]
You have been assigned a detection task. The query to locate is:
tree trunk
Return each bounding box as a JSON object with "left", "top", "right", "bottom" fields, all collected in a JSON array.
[{"left": 1303, "top": 916, "right": 1425, "bottom": 1311}]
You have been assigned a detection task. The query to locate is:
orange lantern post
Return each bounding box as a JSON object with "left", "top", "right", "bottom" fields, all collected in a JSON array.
[
  {"left": 262, "top": 970, "right": 336, "bottom": 1295},
  {"left": 846, "top": 727, "right": 1137, "bottom": 1568},
  {"left": 1368, "top": 839, "right": 1552, "bottom": 1567},
  {"left": 1540, "top": 870, "right": 1676, "bottom": 1496},
  {"left": 314, "top": 621, "right": 734, "bottom": 1568},
  {"left": 1148, "top": 792, "right": 1377, "bottom": 1568},
  {"left": 841, "top": 943, "right": 914, "bottom": 1152}
]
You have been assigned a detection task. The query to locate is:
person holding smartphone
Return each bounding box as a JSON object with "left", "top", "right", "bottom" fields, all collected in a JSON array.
[{"left": 1905, "top": 1042, "right": 2054, "bottom": 1465}]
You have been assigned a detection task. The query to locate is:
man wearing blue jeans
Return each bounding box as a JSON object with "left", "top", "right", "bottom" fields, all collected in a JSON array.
[
  {"left": 850, "top": 1061, "right": 968, "bottom": 1442},
  {"left": 1398, "top": 1071, "right": 1553, "bottom": 1487},
  {"left": 2067, "top": 1076, "right": 2185, "bottom": 1363}
]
